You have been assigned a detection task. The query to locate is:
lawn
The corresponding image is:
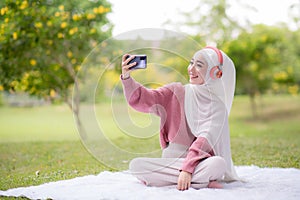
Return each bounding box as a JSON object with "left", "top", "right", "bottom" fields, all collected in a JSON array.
[{"left": 0, "top": 95, "right": 299, "bottom": 192}]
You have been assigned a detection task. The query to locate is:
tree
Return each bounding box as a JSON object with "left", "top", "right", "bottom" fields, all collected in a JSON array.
[
  {"left": 224, "top": 24, "right": 297, "bottom": 116},
  {"left": 165, "top": 0, "right": 249, "bottom": 45},
  {"left": 0, "top": 0, "right": 112, "bottom": 133}
]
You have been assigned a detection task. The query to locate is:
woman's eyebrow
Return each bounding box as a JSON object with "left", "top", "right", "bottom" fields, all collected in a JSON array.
[{"left": 196, "top": 60, "right": 205, "bottom": 65}]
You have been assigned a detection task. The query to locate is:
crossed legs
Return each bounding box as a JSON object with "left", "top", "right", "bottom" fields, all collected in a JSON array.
[{"left": 129, "top": 156, "right": 226, "bottom": 189}]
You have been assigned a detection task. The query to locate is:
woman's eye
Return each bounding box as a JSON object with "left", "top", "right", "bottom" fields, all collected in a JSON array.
[{"left": 189, "top": 61, "right": 194, "bottom": 65}]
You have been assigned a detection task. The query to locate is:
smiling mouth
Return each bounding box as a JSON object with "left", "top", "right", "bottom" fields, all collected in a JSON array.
[{"left": 190, "top": 75, "right": 199, "bottom": 79}]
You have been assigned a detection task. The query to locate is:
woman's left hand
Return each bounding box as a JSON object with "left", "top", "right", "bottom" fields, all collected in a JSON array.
[{"left": 177, "top": 171, "right": 192, "bottom": 191}]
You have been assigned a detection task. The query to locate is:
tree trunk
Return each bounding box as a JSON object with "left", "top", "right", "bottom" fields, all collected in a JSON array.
[
  {"left": 63, "top": 63, "right": 87, "bottom": 140},
  {"left": 249, "top": 93, "right": 257, "bottom": 118}
]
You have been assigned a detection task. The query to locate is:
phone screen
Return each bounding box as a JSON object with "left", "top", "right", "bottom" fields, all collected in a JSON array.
[{"left": 128, "top": 55, "right": 147, "bottom": 70}]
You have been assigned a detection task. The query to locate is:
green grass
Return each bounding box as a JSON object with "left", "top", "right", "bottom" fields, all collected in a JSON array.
[
  {"left": 0, "top": 95, "right": 299, "bottom": 193},
  {"left": 229, "top": 95, "right": 300, "bottom": 168},
  {"left": 0, "top": 105, "right": 79, "bottom": 142},
  {"left": 0, "top": 141, "right": 105, "bottom": 191}
]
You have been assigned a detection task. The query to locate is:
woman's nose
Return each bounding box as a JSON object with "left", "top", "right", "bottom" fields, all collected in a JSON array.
[{"left": 188, "top": 64, "right": 195, "bottom": 72}]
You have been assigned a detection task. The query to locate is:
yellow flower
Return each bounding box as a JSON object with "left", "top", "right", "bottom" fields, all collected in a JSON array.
[
  {"left": 47, "top": 40, "right": 53, "bottom": 45},
  {"left": 57, "top": 33, "right": 64, "bottom": 38},
  {"left": 1, "top": 8, "right": 4, "bottom": 16},
  {"left": 12, "top": 32, "right": 18, "bottom": 40},
  {"left": 50, "top": 89, "right": 56, "bottom": 98},
  {"left": 55, "top": 12, "right": 60, "bottom": 17},
  {"left": 71, "top": 58, "right": 77, "bottom": 64},
  {"left": 0, "top": 85, "right": 3, "bottom": 91},
  {"left": 68, "top": 27, "right": 78, "bottom": 35},
  {"left": 4, "top": 18, "right": 9, "bottom": 23},
  {"left": 90, "top": 28, "right": 96, "bottom": 34},
  {"left": 23, "top": 72, "right": 29, "bottom": 79},
  {"left": 69, "top": 29, "right": 74, "bottom": 35},
  {"left": 93, "top": 6, "right": 109, "bottom": 14},
  {"left": 60, "top": 22, "right": 67, "bottom": 29},
  {"left": 75, "top": 65, "right": 81, "bottom": 71},
  {"left": 67, "top": 51, "right": 73, "bottom": 58},
  {"left": 34, "top": 22, "right": 43, "bottom": 29},
  {"left": 1, "top": 7, "right": 8, "bottom": 15},
  {"left": 59, "top": 5, "right": 64, "bottom": 11},
  {"left": 29, "top": 87, "right": 36, "bottom": 94},
  {"left": 273, "top": 71, "right": 288, "bottom": 81},
  {"left": 30, "top": 59, "right": 37, "bottom": 66},
  {"left": 98, "top": 6, "right": 105, "bottom": 14},
  {"left": 47, "top": 21, "right": 52, "bottom": 27},
  {"left": 93, "top": 7, "right": 98, "bottom": 14},
  {"left": 10, "top": 80, "right": 19, "bottom": 88},
  {"left": 20, "top": 1, "right": 28, "bottom": 10},
  {"left": 72, "top": 14, "right": 81, "bottom": 21},
  {"left": 86, "top": 13, "right": 96, "bottom": 20}
]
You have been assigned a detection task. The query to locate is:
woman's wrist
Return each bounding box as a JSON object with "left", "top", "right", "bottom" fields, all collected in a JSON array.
[{"left": 121, "top": 73, "right": 130, "bottom": 80}]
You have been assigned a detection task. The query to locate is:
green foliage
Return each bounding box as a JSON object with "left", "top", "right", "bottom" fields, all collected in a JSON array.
[
  {"left": 0, "top": 0, "right": 112, "bottom": 101},
  {"left": 173, "top": 0, "right": 245, "bottom": 45},
  {"left": 165, "top": 0, "right": 300, "bottom": 100},
  {"left": 224, "top": 25, "right": 300, "bottom": 96}
]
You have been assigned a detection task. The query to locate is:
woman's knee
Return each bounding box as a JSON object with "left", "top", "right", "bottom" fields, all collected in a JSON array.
[
  {"left": 194, "top": 156, "right": 226, "bottom": 181},
  {"left": 205, "top": 156, "right": 226, "bottom": 179},
  {"left": 209, "top": 156, "right": 226, "bottom": 169},
  {"left": 129, "top": 157, "right": 145, "bottom": 172}
]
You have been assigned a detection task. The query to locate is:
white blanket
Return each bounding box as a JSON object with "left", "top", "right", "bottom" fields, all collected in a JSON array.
[{"left": 1, "top": 166, "right": 299, "bottom": 200}]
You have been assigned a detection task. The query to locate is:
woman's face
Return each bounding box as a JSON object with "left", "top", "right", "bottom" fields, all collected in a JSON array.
[{"left": 187, "top": 52, "right": 208, "bottom": 85}]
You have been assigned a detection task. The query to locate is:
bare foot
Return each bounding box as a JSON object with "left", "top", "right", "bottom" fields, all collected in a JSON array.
[{"left": 208, "top": 181, "right": 223, "bottom": 189}]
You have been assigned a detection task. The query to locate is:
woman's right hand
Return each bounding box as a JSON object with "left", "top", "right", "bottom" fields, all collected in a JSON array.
[
  {"left": 177, "top": 171, "right": 192, "bottom": 191},
  {"left": 121, "top": 54, "right": 136, "bottom": 79}
]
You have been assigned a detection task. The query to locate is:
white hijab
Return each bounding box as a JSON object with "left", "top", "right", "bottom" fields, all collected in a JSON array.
[{"left": 184, "top": 48, "right": 239, "bottom": 182}]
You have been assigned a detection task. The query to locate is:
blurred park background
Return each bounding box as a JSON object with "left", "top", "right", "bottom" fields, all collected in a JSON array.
[{"left": 0, "top": 0, "right": 300, "bottom": 191}]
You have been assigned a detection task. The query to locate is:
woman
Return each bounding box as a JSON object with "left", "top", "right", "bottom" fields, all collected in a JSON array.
[{"left": 121, "top": 47, "right": 239, "bottom": 191}]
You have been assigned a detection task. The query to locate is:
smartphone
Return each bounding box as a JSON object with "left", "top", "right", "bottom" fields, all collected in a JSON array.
[{"left": 126, "top": 55, "right": 147, "bottom": 70}]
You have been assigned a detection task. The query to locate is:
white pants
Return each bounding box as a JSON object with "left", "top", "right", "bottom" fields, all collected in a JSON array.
[{"left": 129, "top": 143, "right": 226, "bottom": 189}]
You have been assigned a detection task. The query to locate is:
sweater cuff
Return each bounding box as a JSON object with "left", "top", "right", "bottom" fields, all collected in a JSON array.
[
  {"left": 180, "top": 155, "right": 211, "bottom": 174},
  {"left": 180, "top": 166, "right": 194, "bottom": 174}
]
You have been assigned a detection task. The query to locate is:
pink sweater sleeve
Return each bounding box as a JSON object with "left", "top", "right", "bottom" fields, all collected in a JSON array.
[
  {"left": 180, "top": 137, "right": 214, "bottom": 174},
  {"left": 121, "top": 76, "right": 168, "bottom": 113},
  {"left": 121, "top": 76, "right": 180, "bottom": 148}
]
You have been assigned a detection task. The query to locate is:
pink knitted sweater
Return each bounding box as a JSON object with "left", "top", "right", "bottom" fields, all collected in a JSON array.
[{"left": 121, "top": 77, "right": 214, "bottom": 174}]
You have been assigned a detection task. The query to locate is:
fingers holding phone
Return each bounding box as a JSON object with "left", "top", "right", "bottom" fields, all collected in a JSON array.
[
  {"left": 121, "top": 54, "right": 147, "bottom": 79},
  {"left": 122, "top": 54, "right": 135, "bottom": 79}
]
